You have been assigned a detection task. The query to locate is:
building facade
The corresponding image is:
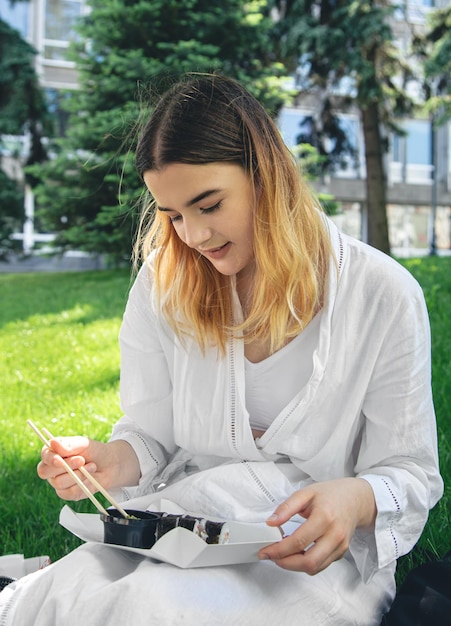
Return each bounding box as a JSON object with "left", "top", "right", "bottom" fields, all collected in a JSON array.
[
  {"left": 0, "top": 0, "right": 86, "bottom": 252},
  {"left": 1, "top": 0, "right": 83, "bottom": 88},
  {"left": 278, "top": 0, "right": 451, "bottom": 254},
  {"left": 1, "top": 0, "right": 450, "bottom": 254}
]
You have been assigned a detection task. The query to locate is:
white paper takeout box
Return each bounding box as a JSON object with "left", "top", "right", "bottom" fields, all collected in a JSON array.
[{"left": 59, "top": 499, "right": 282, "bottom": 568}]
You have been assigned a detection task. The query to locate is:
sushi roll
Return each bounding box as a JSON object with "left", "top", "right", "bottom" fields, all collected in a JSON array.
[
  {"left": 152, "top": 511, "right": 230, "bottom": 544},
  {"left": 156, "top": 513, "right": 179, "bottom": 539},
  {"left": 200, "top": 519, "right": 230, "bottom": 544},
  {"left": 178, "top": 515, "right": 201, "bottom": 536}
]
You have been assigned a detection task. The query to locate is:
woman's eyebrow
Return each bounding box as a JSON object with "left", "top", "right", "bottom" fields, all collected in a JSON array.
[
  {"left": 157, "top": 189, "right": 221, "bottom": 212},
  {"left": 186, "top": 189, "right": 221, "bottom": 207}
]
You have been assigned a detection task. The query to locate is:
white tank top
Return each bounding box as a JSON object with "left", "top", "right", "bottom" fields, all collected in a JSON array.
[{"left": 245, "top": 312, "right": 321, "bottom": 431}]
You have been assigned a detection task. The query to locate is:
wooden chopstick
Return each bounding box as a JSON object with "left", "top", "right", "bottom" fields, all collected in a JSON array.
[
  {"left": 27, "top": 419, "right": 124, "bottom": 518},
  {"left": 41, "top": 426, "right": 129, "bottom": 519}
]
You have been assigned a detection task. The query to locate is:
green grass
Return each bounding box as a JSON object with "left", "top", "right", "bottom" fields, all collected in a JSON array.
[
  {"left": 0, "top": 258, "right": 450, "bottom": 584},
  {"left": 394, "top": 256, "right": 451, "bottom": 582},
  {"left": 0, "top": 270, "right": 131, "bottom": 560}
]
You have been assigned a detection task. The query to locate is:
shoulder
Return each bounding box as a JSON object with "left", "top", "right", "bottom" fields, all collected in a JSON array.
[
  {"left": 330, "top": 233, "right": 431, "bottom": 346},
  {"left": 131, "top": 251, "right": 158, "bottom": 294},
  {"left": 340, "top": 233, "right": 424, "bottom": 303},
  {"left": 125, "top": 253, "right": 160, "bottom": 318}
]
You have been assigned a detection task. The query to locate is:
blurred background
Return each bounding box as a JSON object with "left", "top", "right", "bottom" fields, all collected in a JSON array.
[{"left": 0, "top": 0, "right": 450, "bottom": 267}]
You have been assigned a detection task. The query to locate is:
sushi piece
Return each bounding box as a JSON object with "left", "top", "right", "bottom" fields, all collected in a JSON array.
[
  {"left": 178, "top": 515, "right": 201, "bottom": 536},
  {"left": 149, "top": 511, "right": 230, "bottom": 545},
  {"left": 155, "top": 513, "right": 179, "bottom": 539},
  {"left": 200, "top": 519, "right": 230, "bottom": 544}
]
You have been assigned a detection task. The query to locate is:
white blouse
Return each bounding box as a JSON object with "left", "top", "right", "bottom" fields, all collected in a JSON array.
[{"left": 111, "top": 218, "right": 443, "bottom": 585}]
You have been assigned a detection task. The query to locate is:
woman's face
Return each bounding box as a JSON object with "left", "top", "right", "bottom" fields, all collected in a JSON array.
[{"left": 144, "top": 163, "right": 256, "bottom": 279}]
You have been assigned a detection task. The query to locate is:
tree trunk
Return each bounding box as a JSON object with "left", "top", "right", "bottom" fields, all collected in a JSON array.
[{"left": 361, "top": 102, "right": 391, "bottom": 254}]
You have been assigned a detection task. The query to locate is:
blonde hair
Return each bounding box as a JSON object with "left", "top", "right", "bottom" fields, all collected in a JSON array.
[{"left": 135, "top": 74, "right": 332, "bottom": 354}]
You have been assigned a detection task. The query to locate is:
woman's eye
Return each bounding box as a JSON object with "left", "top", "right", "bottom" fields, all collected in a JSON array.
[
  {"left": 168, "top": 201, "right": 222, "bottom": 224},
  {"left": 200, "top": 201, "right": 222, "bottom": 214}
]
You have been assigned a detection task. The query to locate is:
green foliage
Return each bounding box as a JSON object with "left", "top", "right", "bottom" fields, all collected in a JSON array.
[
  {"left": 269, "top": 0, "right": 405, "bottom": 252},
  {"left": 0, "top": 18, "right": 49, "bottom": 165},
  {"left": 0, "top": 19, "right": 45, "bottom": 137},
  {"left": 294, "top": 143, "right": 341, "bottom": 215},
  {"left": 415, "top": 6, "right": 451, "bottom": 124},
  {"left": 271, "top": 0, "right": 413, "bottom": 149},
  {"left": 31, "top": 0, "right": 290, "bottom": 262},
  {"left": 0, "top": 16, "right": 49, "bottom": 257},
  {"left": 0, "top": 170, "right": 24, "bottom": 260}
]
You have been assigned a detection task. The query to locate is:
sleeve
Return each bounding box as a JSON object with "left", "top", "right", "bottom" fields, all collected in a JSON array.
[
  {"left": 108, "top": 262, "right": 178, "bottom": 500},
  {"left": 349, "top": 276, "right": 443, "bottom": 582}
]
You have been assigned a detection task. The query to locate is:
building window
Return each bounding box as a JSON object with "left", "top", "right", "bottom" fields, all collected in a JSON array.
[
  {"left": 391, "top": 119, "right": 433, "bottom": 185},
  {"left": 405, "top": 0, "right": 435, "bottom": 23},
  {"left": 406, "top": 120, "right": 431, "bottom": 166},
  {"left": 44, "top": 0, "right": 84, "bottom": 62},
  {"left": 278, "top": 108, "right": 361, "bottom": 178},
  {"left": 278, "top": 108, "right": 308, "bottom": 149},
  {"left": 45, "top": 88, "right": 72, "bottom": 136}
]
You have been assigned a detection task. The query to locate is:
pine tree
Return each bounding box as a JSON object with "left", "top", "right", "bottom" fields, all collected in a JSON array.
[
  {"left": 0, "top": 17, "right": 49, "bottom": 258},
  {"left": 416, "top": 5, "right": 451, "bottom": 124},
  {"left": 31, "top": 0, "right": 288, "bottom": 262}
]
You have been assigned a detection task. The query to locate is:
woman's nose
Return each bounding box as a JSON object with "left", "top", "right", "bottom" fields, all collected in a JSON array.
[{"left": 182, "top": 218, "right": 212, "bottom": 249}]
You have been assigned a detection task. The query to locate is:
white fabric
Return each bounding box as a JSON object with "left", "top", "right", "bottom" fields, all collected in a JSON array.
[
  {"left": 0, "top": 555, "right": 50, "bottom": 579},
  {"left": 246, "top": 311, "right": 321, "bottom": 430},
  {"left": 0, "top": 220, "right": 443, "bottom": 625},
  {"left": 0, "top": 543, "right": 389, "bottom": 626},
  {"left": 112, "top": 220, "right": 442, "bottom": 574}
]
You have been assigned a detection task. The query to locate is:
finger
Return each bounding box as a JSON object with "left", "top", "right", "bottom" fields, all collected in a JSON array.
[
  {"left": 48, "top": 436, "right": 91, "bottom": 458},
  {"left": 37, "top": 459, "right": 62, "bottom": 480},
  {"left": 267, "top": 537, "right": 345, "bottom": 575},
  {"left": 259, "top": 518, "right": 319, "bottom": 562},
  {"left": 50, "top": 468, "right": 93, "bottom": 491},
  {"left": 266, "top": 489, "right": 313, "bottom": 526},
  {"left": 37, "top": 450, "right": 96, "bottom": 480},
  {"left": 50, "top": 476, "right": 95, "bottom": 502},
  {"left": 259, "top": 519, "right": 350, "bottom": 574},
  {"left": 38, "top": 448, "right": 86, "bottom": 476},
  {"left": 47, "top": 462, "right": 100, "bottom": 501},
  {"left": 45, "top": 461, "right": 97, "bottom": 487}
]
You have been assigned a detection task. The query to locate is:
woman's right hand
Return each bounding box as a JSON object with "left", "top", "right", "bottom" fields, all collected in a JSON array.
[{"left": 37, "top": 437, "right": 140, "bottom": 501}]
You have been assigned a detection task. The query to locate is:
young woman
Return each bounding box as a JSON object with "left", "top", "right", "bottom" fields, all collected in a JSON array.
[{"left": 0, "top": 74, "right": 443, "bottom": 625}]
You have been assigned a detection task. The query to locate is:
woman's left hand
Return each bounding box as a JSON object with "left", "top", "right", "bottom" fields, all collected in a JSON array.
[{"left": 258, "top": 477, "right": 376, "bottom": 575}]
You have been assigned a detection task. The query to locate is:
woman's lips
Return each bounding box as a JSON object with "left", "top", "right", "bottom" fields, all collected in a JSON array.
[{"left": 200, "top": 242, "right": 232, "bottom": 259}]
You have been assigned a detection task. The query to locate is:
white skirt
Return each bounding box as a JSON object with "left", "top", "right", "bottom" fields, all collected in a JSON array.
[
  {"left": 0, "top": 462, "right": 394, "bottom": 625},
  {"left": 0, "top": 541, "right": 392, "bottom": 626}
]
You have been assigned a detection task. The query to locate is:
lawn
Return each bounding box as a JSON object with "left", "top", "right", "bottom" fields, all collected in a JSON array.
[
  {"left": 396, "top": 256, "right": 451, "bottom": 579},
  {"left": 0, "top": 258, "right": 450, "bottom": 583},
  {"left": 0, "top": 270, "right": 130, "bottom": 559}
]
